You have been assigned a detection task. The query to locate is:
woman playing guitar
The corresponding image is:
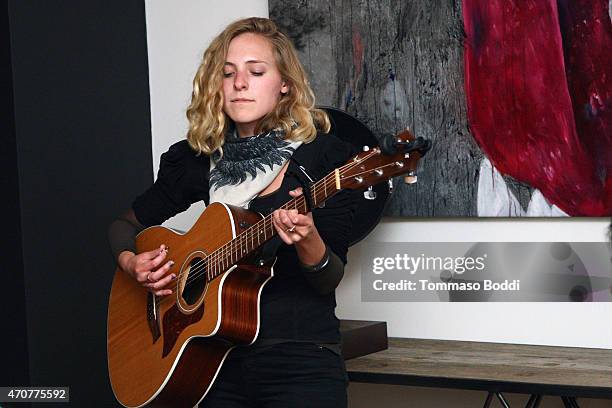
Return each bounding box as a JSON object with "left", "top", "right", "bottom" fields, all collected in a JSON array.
[{"left": 108, "top": 17, "right": 357, "bottom": 407}]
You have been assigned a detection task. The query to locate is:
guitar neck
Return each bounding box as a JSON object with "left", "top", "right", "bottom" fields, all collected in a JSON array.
[
  {"left": 207, "top": 170, "right": 341, "bottom": 279},
  {"left": 205, "top": 130, "right": 428, "bottom": 280}
]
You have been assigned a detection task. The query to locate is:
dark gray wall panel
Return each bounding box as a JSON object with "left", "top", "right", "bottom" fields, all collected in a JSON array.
[
  {"left": 3, "top": 0, "right": 30, "bottom": 389},
  {"left": 8, "top": 1, "right": 153, "bottom": 405}
]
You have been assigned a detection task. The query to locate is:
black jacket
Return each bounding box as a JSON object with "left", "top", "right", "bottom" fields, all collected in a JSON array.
[{"left": 130, "top": 133, "right": 358, "bottom": 344}]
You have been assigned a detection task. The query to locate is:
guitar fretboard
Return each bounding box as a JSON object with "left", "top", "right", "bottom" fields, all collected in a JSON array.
[{"left": 203, "top": 169, "right": 341, "bottom": 280}]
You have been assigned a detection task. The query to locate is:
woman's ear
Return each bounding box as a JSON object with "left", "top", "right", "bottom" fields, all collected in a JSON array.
[{"left": 281, "top": 81, "right": 290, "bottom": 95}]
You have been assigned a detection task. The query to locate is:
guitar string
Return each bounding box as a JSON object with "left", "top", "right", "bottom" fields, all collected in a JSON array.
[
  {"left": 175, "top": 153, "right": 373, "bottom": 289},
  {"left": 152, "top": 170, "right": 339, "bottom": 307},
  {"left": 185, "top": 180, "right": 319, "bottom": 279},
  {"left": 152, "top": 174, "right": 335, "bottom": 307},
  {"left": 153, "top": 151, "right": 380, "bottom": 306},
  {"left": 153, "top": 151, "right": 380, "bottom": 307},
  {"left": 176, "top": 156, "right": 362, "bottom": 284}
]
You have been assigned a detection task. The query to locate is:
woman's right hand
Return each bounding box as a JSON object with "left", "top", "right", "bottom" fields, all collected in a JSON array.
[{"left": 118, "top": 244, "right": 176, "bottom": 296}]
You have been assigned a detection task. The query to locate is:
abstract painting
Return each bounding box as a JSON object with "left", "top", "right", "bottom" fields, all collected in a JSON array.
[{"left": 269, "top": 0, "right": 611, "bottom": 216}]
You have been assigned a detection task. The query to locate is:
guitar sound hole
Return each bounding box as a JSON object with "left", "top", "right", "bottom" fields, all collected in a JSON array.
[{"left": 181, "top": 257, "right": 207, "bottom": 306}]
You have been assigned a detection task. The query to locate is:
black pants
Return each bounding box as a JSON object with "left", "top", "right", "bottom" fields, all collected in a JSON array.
[{"left": 199, "top": 342, "right": 349, "bottom": 407}]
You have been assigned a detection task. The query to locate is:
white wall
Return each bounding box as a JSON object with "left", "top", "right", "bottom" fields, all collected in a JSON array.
[
  {"left": 337, "top": 219, "right": 612, "bottom": 349},
  {"left": 144, "top": 0, "right": 269, "bottom": 229},
  {"left": 144, "top": 0, "right": 611, "bottom": 351}
]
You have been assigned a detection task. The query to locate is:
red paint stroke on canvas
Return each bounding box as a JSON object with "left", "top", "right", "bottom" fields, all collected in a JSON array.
[{"left": 463, "top": 0, "right": 611, "bottom": 215}]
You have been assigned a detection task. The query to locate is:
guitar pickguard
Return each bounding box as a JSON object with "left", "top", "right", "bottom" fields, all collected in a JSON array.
[{"left": 162, "top": 303, "right": 204, "bottom": 358}]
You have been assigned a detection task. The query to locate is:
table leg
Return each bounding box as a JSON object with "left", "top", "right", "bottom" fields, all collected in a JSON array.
[
  {"left": 482, "top": 392, "right": 494, "bottom": 408},
  {"left": 496, "top": 392, "right": 511, "bottom": 408},
  {"left": 561, "top": 396, "right": 581, "bottom": 408},
  {"left": 525, "top": 395, "right": 542, "bottom": 408}
]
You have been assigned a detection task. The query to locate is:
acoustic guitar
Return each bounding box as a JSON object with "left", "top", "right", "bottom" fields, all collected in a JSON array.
[{"left": 107, "top": 130, "right": 430, "bottom": 407}]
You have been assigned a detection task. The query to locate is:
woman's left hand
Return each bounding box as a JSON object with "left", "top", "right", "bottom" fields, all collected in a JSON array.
[
  {"left": 272, "top": 187, "right": 327, "bottom": 265},
  {"left": 272, "top": 187, "right": 318, "bottom": 245}
]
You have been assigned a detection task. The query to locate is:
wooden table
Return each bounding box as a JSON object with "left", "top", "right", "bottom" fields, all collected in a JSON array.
[{"left": 345, "top": 338, "right": 612, "bottom": 408}]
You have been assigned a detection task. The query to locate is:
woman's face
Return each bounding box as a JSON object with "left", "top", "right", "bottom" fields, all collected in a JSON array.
[{"left": 222, "top": 33, "right": 289, "bottom": 137}]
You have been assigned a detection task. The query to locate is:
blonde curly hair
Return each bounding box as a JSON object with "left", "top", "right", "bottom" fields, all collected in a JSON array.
[{"left": 186, "top": 17, "right": 330, "bottom": 155}]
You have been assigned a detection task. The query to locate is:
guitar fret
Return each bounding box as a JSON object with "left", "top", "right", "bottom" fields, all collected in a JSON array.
[
  {"left": 220, "top": 251, "right": 223, "bottom": 272},
  {"left": 226, "top": 243, "right": 230, "bottom": 267},
  {"left": 222, "top": 245, "right": 227, "bottom": 270},
  {"left": 228, "top": 242, "right": 231, "bottom": 266},
  {"left": 323, "top": 176, "right": 327, "bottom": 198},
  {"left": 264, "top": 218, "right": 269, "bottom": 240},
  {"left": 203, "top": 166, "right": 346, "bottom": 284},
  {"left": 218, "top": 251, "right": 222, "bottom": 273},
  {"left": 267, "top": 216, "right": 271, "bottom": 238},
  {"left": 246, "top": 229, "right": 250, "bottom": 255},
  {"left": 268, "top": 216, "right": 272, "bottom": 237},
  {"left": 215, "top": 251, "right": 219, "bottom": 275},
  {"left": 238, "top": 236, "right": 242, "bottom": 258},
  {"left": 226, "top": 242, "right": 229, "bottom": 266},
  {"left": 242, "top": 232, "right": 246, "bottom": 257},
  {"left": 232, "top": 238, "right": 236, "bottom": 261},
  {"left": 220, "top": 247, "right": 224, "bottom": 271}
]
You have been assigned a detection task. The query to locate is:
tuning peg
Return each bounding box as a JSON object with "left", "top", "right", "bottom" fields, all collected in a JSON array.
[
  {"left": 362, "top": 145, "right": 370, "bottom": 152},
  {"left": 364, "top": 186, "right": 377, "bottom": 200},
  {"left": 404, "top": 170, "right": 417, "bottom": 184},
  {"left": 388, "top": 179, "right": 394, "bottom": 194}
]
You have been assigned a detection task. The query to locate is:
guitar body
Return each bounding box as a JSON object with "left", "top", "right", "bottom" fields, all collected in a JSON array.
[
  {"left": 107, "top": 129, "right": 430, "bottom": 407},
  {"left": 107, "top": 202, "right": 272, "bottom": 408}
]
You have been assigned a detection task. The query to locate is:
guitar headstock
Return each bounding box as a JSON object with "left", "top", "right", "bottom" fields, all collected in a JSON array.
[{"left": 338, "top": 129, "right": 429, "bottom": 190}]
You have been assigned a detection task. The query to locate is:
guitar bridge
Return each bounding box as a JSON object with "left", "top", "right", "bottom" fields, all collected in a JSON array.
[{"left": 147, "top": 292, "right": 161, "bottom": 343}]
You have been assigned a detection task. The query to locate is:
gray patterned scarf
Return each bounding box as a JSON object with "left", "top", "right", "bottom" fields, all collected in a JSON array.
[{"left": 209, "top": 127, "right": 302, "bottom": 208}]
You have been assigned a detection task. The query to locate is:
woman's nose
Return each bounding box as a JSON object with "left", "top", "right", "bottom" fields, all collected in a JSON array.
[{"left": 234, "top": 71, "right": 248, "bottom": 90}]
